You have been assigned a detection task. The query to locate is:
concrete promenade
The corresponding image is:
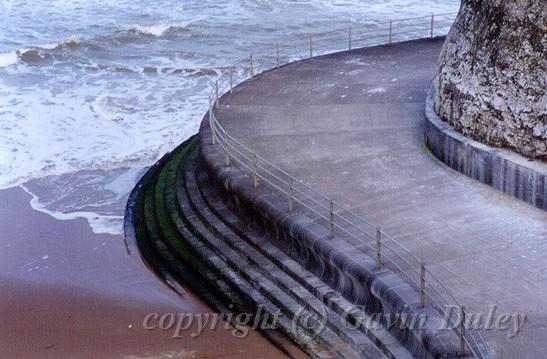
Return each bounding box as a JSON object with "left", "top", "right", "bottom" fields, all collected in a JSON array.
[{"left": 214, "top": 38, "right": 547, "bottom": 358}]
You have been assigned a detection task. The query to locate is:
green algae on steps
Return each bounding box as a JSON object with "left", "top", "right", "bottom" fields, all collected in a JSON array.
[
  {"left": 143, "top": 138, "right": 236, "bottom": 309},
  {"left": 144, "top": 140, "right": 320, "bottom": 353},
  {"left": 131, "top": 136, "right": 409, "bottom": 358},
  {"left": 140, "top": 139, "right": 307, "bottom": 357},
  {"left": 154, "top": 141, "right": 249, "bottom": 311}
]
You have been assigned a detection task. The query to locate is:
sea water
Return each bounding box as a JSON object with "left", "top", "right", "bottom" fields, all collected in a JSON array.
[{"left": 0, "top": 0, "right": 460, "bottom": 234}]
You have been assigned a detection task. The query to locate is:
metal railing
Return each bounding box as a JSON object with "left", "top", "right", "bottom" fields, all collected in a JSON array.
[{"left": 203, "top": 13, "right": 490, "bottom": 359}]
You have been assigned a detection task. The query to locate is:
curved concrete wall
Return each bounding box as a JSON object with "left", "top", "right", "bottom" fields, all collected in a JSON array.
[{"left": 426, "top": 85, "right": 547, "bottom": 211}]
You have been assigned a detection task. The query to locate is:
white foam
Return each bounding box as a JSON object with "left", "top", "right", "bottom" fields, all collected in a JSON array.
[
  {"left": 0, "top": 69, "right": 208, "bottom": 190},
  {"left": 128, "top": 23, "right": 188, "bottom": 37},
  {"left": 131, "top": 24, "right": 172, "bottom": 37},
  {"left": 0, "top": 51, "right": 18, "bottom": 68},
  {"left": 20, "top": 184, "right": 124, "bottom": 236}
]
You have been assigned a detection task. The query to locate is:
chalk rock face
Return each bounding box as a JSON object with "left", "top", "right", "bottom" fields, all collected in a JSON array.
[{"left": 434, "top": 0, "right": 547, "bottom": 159}]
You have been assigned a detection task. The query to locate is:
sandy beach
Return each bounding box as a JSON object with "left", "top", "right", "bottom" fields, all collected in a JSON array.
[{"left": 0, "top": 183, "right": 290, "bottom": 358}]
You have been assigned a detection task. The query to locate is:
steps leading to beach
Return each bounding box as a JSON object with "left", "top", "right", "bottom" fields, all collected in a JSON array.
[{"left": 127, "top": 138, "right": 412, "bottom": 358}]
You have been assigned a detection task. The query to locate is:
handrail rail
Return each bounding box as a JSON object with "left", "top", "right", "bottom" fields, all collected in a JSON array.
[{"left": 202, "top": 12, "right": 491, "bottom": 359}]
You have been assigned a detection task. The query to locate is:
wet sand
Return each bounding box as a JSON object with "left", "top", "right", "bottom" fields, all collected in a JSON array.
[{"left": 0, "top": 185, "right": 291, "bottom": 358}]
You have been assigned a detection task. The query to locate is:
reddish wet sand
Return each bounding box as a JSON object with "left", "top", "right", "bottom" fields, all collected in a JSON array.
[{"left": 0, "top": 186, "right": 295, "bottom": 358}]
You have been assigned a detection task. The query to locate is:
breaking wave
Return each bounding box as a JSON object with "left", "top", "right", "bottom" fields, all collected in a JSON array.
[
  {"left": 0, "top": 22, "right": 191, "bottom": 67},
  {"left": 0, "top": 37, "right": 92, "bottom": 66},
  {"left": 127, "top": 23, "right": 190, "bottom": 37}
]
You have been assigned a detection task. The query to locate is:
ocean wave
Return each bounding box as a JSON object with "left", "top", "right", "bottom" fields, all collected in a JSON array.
[
  {"left": 39, "top": 36, "right": 84, "bottom": 50},
  {"left": 0, "top": 23, "right": 192, "bottom": 67},
  {"left": 17, "top": 48, "right": 49, "bottom": 62},
  {"left": 0, "top": 37, "right": 95, "bottom": 66},
  {"left": 127, "top": 23, "right": 189, "bottom": 37}
]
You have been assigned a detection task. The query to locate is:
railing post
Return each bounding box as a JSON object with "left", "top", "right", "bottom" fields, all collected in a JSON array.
[
  {"left": 420, "top": 263, "right": 426, "bottom": 308},
  {"left": 215, "top": 80, "right": 220, "bottom": 108},
  {"left": 249, "top": 54, "right": 254, "bottom": 78},
  {"left": 348, "top": 26, "right": 352, "bottom": 50},
  {"left": 430, "top": 14, "right": 435, "bottom": 38},
  {"left": 275, "top": 45, "right": 280, "bottom": 68},
  {"left": 288, "top": 177, "right": 294, "bottom": 212},
  {"left": 459, "top": 306, "right": 466, "bottom": 356},
  {"left": 253, "top": 154, "right": 258, "bottom": 188},
  {"left": 329, "top": 200, "right": 334, "bottom": 236},
  {"left": 388, "top": 20, "right": 393, "bottom": 44},
  {"left": 376, "top": 227, "right": 382, "bottom": 270},
  {"left": 229, "top": 68, "right": 234, "bottom": 93},
  {"left": 309, "top": 33, "right": 313, "bottom": 58}
]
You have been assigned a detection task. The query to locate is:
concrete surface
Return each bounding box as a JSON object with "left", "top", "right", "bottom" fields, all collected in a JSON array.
[{"left": 213, "top": 38, "right": 547, "bottom": 358}]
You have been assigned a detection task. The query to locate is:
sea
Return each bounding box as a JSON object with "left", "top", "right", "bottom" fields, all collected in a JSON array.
[{"left": 0, "top": 0, "right": 460, "bottom": 235}]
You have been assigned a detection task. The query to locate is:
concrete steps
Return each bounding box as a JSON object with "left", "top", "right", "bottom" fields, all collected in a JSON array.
[
  {"left": 127, "top": 137, "right": 414, "bottom": 358},
  {"left": 132, "top": 140, "right": 330, "bottom": 357},
  {"left": 184, "top": 149, "right": 407, "bottom": 359},
  {"left": 190, "top": 155, "right": 413, "bottom": 359},
  {"left": 172, "top": 146, "right": 363, "bottom": 358},
  {"left": 138, "top": 141, "right": 304, "bottom": 356},
  {"left": 128, "top": 137, "right": 228, "bottom": 309},
  {"left": 140, "top": 137, "right": 239, "bottom": 312}
]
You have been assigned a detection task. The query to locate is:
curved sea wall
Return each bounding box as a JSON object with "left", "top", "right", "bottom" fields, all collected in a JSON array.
[
  {"left": 126, "top": 37, "right": 492, "bottom": 358},
  {"left": 434, "top": 0, "right": 547, "bottom": 159}
]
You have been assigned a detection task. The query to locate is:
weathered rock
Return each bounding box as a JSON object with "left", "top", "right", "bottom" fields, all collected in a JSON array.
[{"left": 434, "top": 0, "right": 547, "bottom": 159}]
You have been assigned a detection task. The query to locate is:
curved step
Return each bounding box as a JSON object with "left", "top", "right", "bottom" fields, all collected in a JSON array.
[
  {"left": 141, "top": 142, "right": 241, "bottom": 312},
  {"left": 128, "top": 137, "right": 223, "bottom": 302},
  {"left": 181, "top": 148, "right": 397, "bottom": 359},
  {"left": 192, "top": 157, "right": 414, "bottom": 359},
  {"left": 189, "top": 152, "right": 414, "bottom": 359},
  {"left": 147, "top": 144, "right": 338, "bottom": 357},
  {"left": 166, "top": 147, "right": 364, "bottom": 358},
  {"left": 136, "top": 143, "right": 306, "bottom": 357},
  {"left": 129, "top": 138, "right": 366, "bottom": 357}
]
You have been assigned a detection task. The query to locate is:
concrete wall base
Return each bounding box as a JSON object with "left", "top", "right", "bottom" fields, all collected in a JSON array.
[{"left": 425, "top": 85, "right": 547, "bottom": 211}]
